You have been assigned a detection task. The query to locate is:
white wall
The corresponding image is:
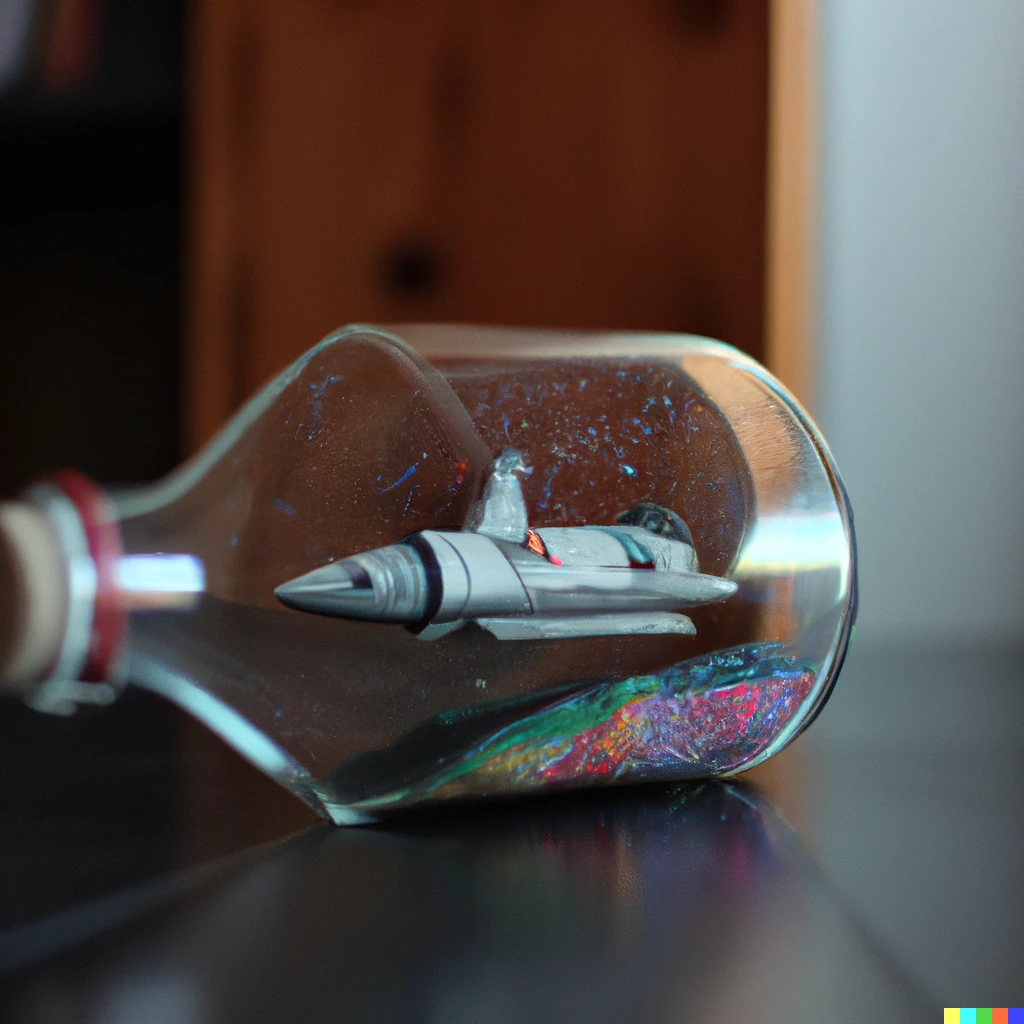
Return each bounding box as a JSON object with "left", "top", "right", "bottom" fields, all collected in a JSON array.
[{"left": 816, "top": 0, "right": 1024, "bottom": 643}]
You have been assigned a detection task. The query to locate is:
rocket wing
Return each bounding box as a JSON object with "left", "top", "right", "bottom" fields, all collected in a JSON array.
[{"left": 476, "top": 612, "right": 696, "bottom": 640}]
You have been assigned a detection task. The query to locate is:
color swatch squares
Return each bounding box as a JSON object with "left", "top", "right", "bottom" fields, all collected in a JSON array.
[{"left": 944, "top": 1011, "right": 1023, "bottom": 1023}]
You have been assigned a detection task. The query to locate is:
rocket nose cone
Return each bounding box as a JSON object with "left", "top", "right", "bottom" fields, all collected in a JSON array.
[
  {"left": 671, "top": 572, "right": 740, "bottom": 606},
  {"left": 274, "top": 560, "right": 377, "bottom": 617},
  {"left": 705, "top": 576, "right": 740, "bottom": 601}
]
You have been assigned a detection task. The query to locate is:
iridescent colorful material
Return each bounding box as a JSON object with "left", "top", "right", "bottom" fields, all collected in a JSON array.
[{"left": 415, "top": 642, "right": 814, "bottom": 801}]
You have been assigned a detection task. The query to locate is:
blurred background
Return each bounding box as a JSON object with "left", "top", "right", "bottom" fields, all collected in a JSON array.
[
  {"left": 3, "top": 0, "right": 1020, "bottom": 651},
  {"left": 1, "top": 0, "right": 1023, "bottom": 1008},
  {"left": 0, "top": 0, "right": 182, "bottom": 491}
]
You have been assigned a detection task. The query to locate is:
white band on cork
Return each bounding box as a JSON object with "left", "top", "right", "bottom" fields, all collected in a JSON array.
[
  {"left": 22, "top": 483, "right": 97, "bottom": 684},
  {"left": 0, "top": 502, "right": 69, "bottom": 689}
]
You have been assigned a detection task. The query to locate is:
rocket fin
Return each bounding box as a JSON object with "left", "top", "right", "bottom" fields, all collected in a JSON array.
[
  {"left": 415, "top": 619, "right": 468, "bottom": 641},
  {"left": 475, "top": 612, "right": 696, "bottom": 641},
  {"left": 466, "top": 449, "right": 530, "bottom": 542}
]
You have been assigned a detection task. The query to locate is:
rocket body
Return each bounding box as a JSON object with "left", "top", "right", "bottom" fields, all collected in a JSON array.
[
  {"left": 275, "top": 522, "right": 738, "bottom": 641},
  {"left": 276, "top": 451, "right": 737, "bottom": 640}
]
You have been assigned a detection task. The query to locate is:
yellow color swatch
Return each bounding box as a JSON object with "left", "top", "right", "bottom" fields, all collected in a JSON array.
[{"left": 946, "top": 1011, "right": 961, "bottom": 1024}]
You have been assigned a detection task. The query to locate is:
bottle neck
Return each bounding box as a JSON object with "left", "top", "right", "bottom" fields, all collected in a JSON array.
[{"left": 2, "top": 472, "right": 204, "bottom": 715}]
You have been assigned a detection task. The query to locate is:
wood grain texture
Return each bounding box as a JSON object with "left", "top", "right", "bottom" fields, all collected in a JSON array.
[
  {"left": 185, "top": 0, "right": 250, "bottom": 451},
  {"left": 765, "top": 0, "right": 816, "bottom": 407},
  {"left": 187, "top": 0, "right": 772, "bottom": 449}
]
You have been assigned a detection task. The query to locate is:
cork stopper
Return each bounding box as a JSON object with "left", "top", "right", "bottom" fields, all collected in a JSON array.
[{"left": 0, "top": 502, "right": 68, "bottom": 691}]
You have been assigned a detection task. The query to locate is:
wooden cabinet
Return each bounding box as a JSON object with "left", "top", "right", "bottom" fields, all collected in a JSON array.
[{"left": 187, "top": 0, "right": 813, "bottom": 448}]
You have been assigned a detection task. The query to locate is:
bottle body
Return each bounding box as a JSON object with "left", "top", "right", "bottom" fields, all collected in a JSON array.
[{"left": 13, "top": 325, "right": 856, "bottom": 822}]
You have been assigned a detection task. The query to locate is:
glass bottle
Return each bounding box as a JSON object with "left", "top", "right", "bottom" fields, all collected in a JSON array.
[{"left": 0, "top": 325, "right": 856, "bottom": 823}]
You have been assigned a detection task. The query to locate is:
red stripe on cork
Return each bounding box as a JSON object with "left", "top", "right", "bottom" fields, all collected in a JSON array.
[{"left": 46, "top": 471, "right": 124, "bottom": 682}]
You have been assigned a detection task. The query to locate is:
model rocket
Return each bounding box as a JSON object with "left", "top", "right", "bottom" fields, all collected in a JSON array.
[{"left": 275, "top": 450, "right": 737, "bottom": 640}]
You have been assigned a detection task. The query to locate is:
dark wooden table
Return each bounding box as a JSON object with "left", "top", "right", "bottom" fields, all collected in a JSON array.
[{"left": 0, "top": 641, "right": 1020, "bottom": 1022}]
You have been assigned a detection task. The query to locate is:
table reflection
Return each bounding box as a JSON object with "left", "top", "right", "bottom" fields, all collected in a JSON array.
[{"left": 2, "top": 781, "right": 926, "bottom": 1023}]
